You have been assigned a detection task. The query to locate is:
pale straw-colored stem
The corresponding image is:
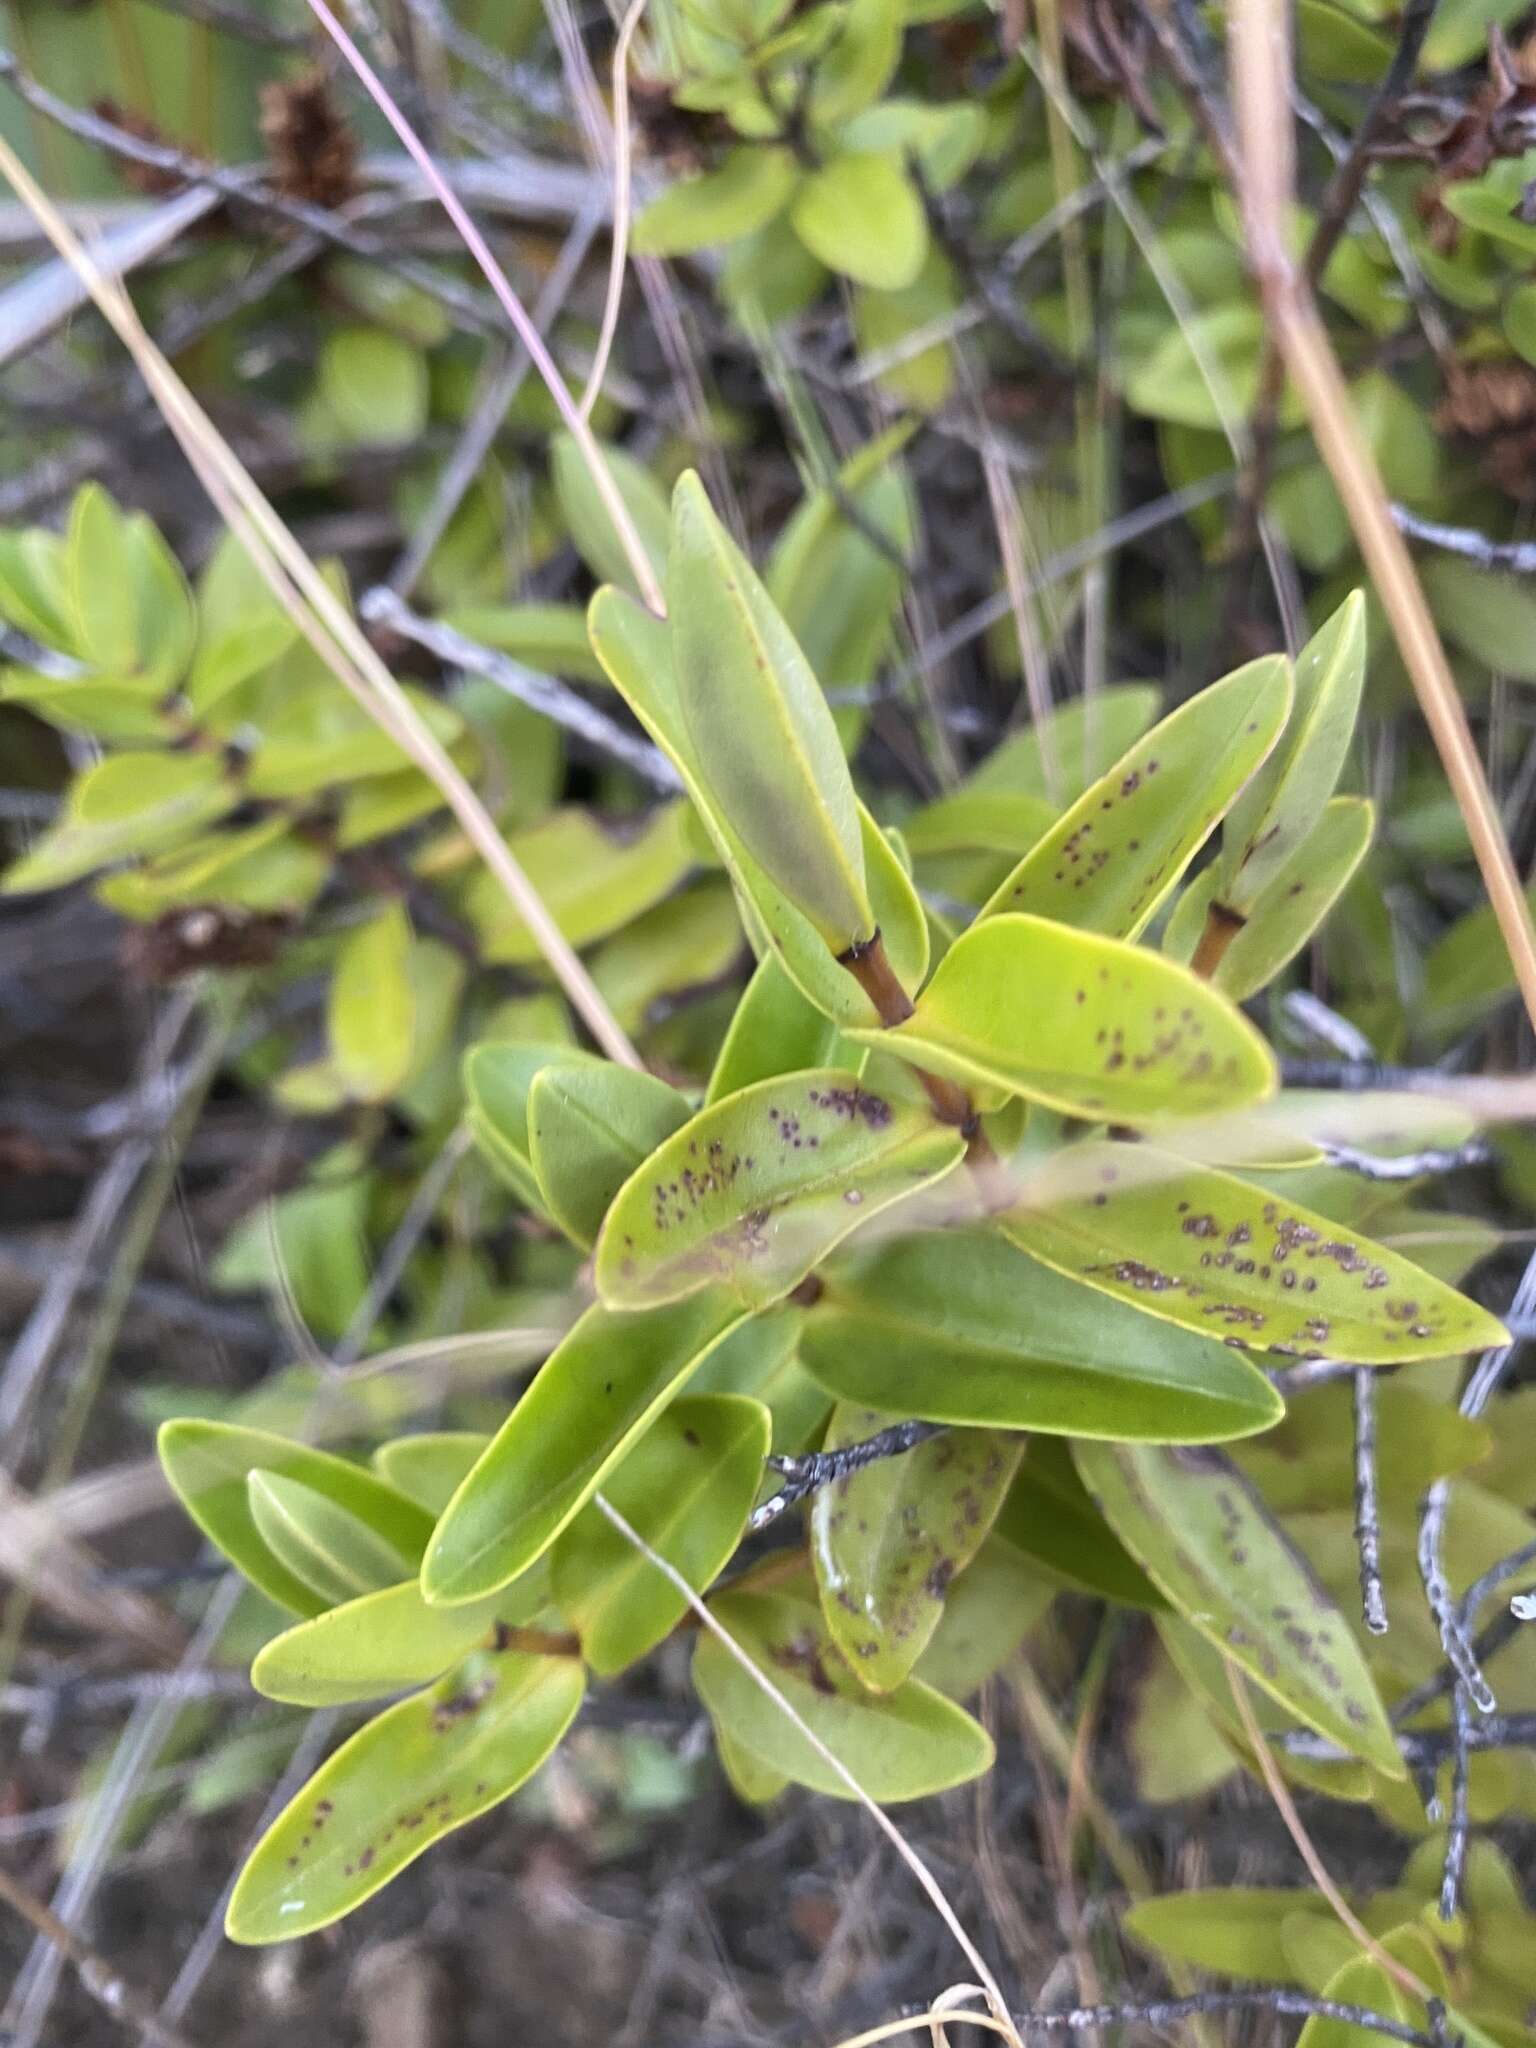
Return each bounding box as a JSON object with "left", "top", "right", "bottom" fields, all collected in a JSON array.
[
  {"left": 1227, "top": 0, "right": 1536, "bottom": 1037},
  {"left": 578, "top": 0, "right": 648, "bottom": 424}
]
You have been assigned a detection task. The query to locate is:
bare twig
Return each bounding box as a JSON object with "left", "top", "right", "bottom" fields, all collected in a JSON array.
[
  {"left": 1323, "top": 1138, "right": 1491, "bottom": 1182},
  {"left": 359, "top": 588, "right": 682, "bottom": 792},
  {"left": 750, "top": 1422, "right": 948, "bottom": 1533},
  {"left": 1352, "top": 1369, "right": 1389, "bottom": 1636},
  {"left": 1227, "top": 0, "right": 1536, "bottom": 1038},
  {"left": 1391, "top": 504, "right": 1536, "bottom": 575}
]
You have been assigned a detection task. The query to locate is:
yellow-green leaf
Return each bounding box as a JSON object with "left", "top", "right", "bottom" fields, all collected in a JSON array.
[
  {"left": 693, "top": 1587, "right": 994, "bottom": 1800},
  {"left": 668, "top": 471, "right": 873, "bottom": 952},
  {"left": 1001, "top": 1141, "right": 1509, "bottom": 1364},
  {"left": 527, "top": 1063, "right": 691, "bottom": 1248},
  {"left": 551, "top": 432, "right": 670, "bottom": 600},
  {"left": 801, "top": 1226, "right": 1283, "bottom": 1439},
  {"left": 979, "top": 657, "right": 1292, "bottom": 936},
  {"left": 225, "top": 1648, "right": 583, "bottom": 1943},
  {"left": 1074, "top": 1440, "right": 1402, "bottom": 1772},
  {"left": 551, "top": 1394, "right": 770, "bottom": 1675},
  {"left": 811, "top": 1407, "right": 1022, "bottom": 1691},
  {"left": 791, "top": 152, "right": 928, "bottom": 290},
  {"left": 633, "top": 145, "right": 799, "bottom": 257},
  {"left": 1220, "top": 592, "right": 1366, "bottom": 916},
  {"left": 594, "top": 1068, "right": 966, "bottom": 1312},
  {"left": 251, "top": 1578, "right": 510, "bottom": 1707},
  {"left": 421, "top": 1294, "right": 752, "bottom": 1605},
  {"left": 854, "top": 914, "right": 1277, "bottom": 1122},
  {"left": 330, "top": 901, "right": 416, "bottom": 1102},
  {"left": 246, "top": 1472, "right": 413, "bottom": 1609},
  {"left": 460, "top": 804, "right": 694, "bottom": 965}
]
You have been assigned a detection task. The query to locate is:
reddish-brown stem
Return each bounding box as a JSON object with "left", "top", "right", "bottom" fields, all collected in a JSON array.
[
  {"left": 839, "top": 927, "right": 916, "bottom": 1027},
  {"left": 1190, "top": 900, "right": 1246, "bottom": 979}
]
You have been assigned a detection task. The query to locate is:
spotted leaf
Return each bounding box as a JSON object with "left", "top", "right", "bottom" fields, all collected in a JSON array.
[
  {"left": 849, "top": 915, "right": 1276, "bottom": 1123},
  {"left": 593, "top": 1069, "right": 966, "bottom": 1311},
  {"left": 999, "top": 1141, "right": 1508, "bottom": 1364},
  {"left": 978, "top": 656, "right": 1291, "bottom": 936},
  {"left": 526, "top": 1062, "right": 691, "bottom": 1248},
  {"left": 693, "top": 1587, "right": 994, "bottom": 1801},
  {"left": 1073, "top": 1440, "right": 1402, "bottom": 1773},
  {"left": 225, "top": 1647, "right": 583, "bottom": 1943},
  {"left": 811, "top": 1405, "right": 1023, "bottom": 1691}
]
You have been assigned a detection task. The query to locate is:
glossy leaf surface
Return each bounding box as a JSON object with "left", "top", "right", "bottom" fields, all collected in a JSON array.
[
  {"left": 246, "top": 1473, "right": 413, "bottom": 1609},
  {"left": 811, "top": 1407, "right": 1022, "bottom": 1690},
  {"left": 251, "top": 1580, "right": 510, "bottom": 1707},
  {"left": 1219, "top": 592, "right": 1366, "bottom": 915},
  {"left": 693, "top": 1588, "right": 994, "bottom": 1800},
  {"left": 1073, "top": 1440, "right": 1401, "bottom": 1772},
  {"left": 527, "top": 1063, "right": 691, "bottom": 1248},
  {"left": 668, "top": 471, "right": 872, "bottom": 952},
  {"left": 594, "top": 1069, "right": 966, "bottom": 1311},
  {"left": 800, "top": 1228, "right": 1282, "bottom": 1439},
  {"left": 371, "top": 1434, "right": 490, "bottom": 1516},
  {"left": 158, "top": 1421, "right": 434, "bottom": 1618},
  {"left": 226, "top": 1648, "right": 583, "bottom": 1943},
  {"left": 706, "top": 953, "right": 848, "bottom": 1103},
  {"left": 1001, "top": 1142, "right": 1507, "bottom": 1363},
  {"left": 978, "top": 657, "right": 1291, "bottom": 936},
  {"left": 421, "top": 1294, "right": 751, "bottom": 1606},
  {"left": 587, "top": 587, "right": 928, "bottom": 1025},
  {"left": 551, "top": 1394, "right": 770, "bottom": 1675},
  {"left": 994, "top": 1438, "right": 1164, "bottom": 1607},
  {"left": 857, "top": 914, "right": 1276, "bottom": 1122}
]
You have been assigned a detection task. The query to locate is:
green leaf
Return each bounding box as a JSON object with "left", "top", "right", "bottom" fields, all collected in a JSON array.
[
  {"left": 372, "top": 1433, "right": 490, "bottom": 1515},
  {"left": 842, "top": 97, "right": 986, "bottom": 189},
  {"left": 594, "top": 1068, "right": 966, "bottom": 1312},
  {"left": 246, "top": 1472, "right": 415, "bottom": 1608},
  {"left": 463, "top": 1038, "right": 595, "bottom": 1207},
  {"left": 590, "top": 880, "right": 744, "bottom": 1036},
  {"left": 251, "top": 1578, "right": 538, "bottom": 1707},
  {"left": 1001, "top": 1140, "right": 1507, "bottom": 1363},
  {"left": 588, "top": 587, "right": 928, "bottom": 1026},
  {"left": 800, "top": 1227, "right": 1284, "bottom": 1439},
  {"left": 96, "top": 817, "right": 328, "bottom": 921},
  {"left": 1073, "top": 1439, "right": 1401, "bottom": 1772},
  {"left": 67, "top": 485, "right": 140, "bottom": 675},
  {"left": 1124, "top": 306, "right": 1291, "bottom": 430},
  {"left": 421, "top": 1294, "right": 753, "bottom": 1605},
  {"left": 1235, "top": 1378, "right": 1491, "bottom": 1514},
  {"left": 811, "top": 1407, "right": 1022, "bottom": 1691},
  {"left": 693, "top": 1588, "right": 994, "bottom": 1799},
  {"left": 3, "top": 751, "right": 235, "bottom": 895},
  {"left": 809, "top": 0, "right": 902, "bottom": 123},
  {"left": 527, "top": 1063, "right": 692, "bottom": 1248},
  {"left": 791, "top": 151, "right": 928, "bottom": 290},
  {"left": 329, "top": 902, "right": 416, "bottom": 1102},
  {"left": 552, "top": 432, "right": 670, "bottom": 600},
  {"left": 1168, "top": 798, "right": 1374, "bottom": 1002},
  {"left": 157, "top": 1421, "right": 434, "bottom": 1618},
  {"left": 1424, "top": 885, "right": 1536, "bottom": 1040},
  {"left": 1126, "top": 1889, "right": 1335, "bottom": 1984},
  {"left": 0, "top": 670, "right": 170, "bottom": 743},
  {"left": 668, "top": 471, "right": 872, "bottom": 952},
  {"left": 856, "top": 914, "right": 1277, "bottom": 1122},
  {"left": 317, "top": 327, "right": 428, "bottom": 446},
  {"left": 765, "top": 424, "right": 915, "bottom": 698},
  {"left": 903, "top": 789, "right": 1057, "bottom": 858},
  {"left": 0, "top": 523, "right": 76, "bottom": 652},
  {"left": 1422, "top": 553, "right": 1536, "bottom": 682},
  {"left": 187, "top": 535, "right": 299, "bottom": 713},
  {"left": 633, "top": 144, "right": 799, "bottom": 256},
  {"left": 225, "top": 1647, "right": 584, "bottom": 1942},
  {"left": 966, "top": 685, "right": 1162, "bottom": 803},
  {"left": 551, "top": 1394, "right": 770, "bottom": 1675},
  {"left": 993, "top": 1438, "right": 1164, "bottom": 1607},
  {"left": 461, "top": 804, "right": 694, "bottom": 965},
  {"left": 707, "top": 953, "right": 848, "bottom": 1103},
  {"left": 979, "top": 657, "right": 1293, "bottom": 936},
  {"left": 912, "top": 1535, "right": 1054, "bottom": 1698},
  {"left": 852, "top": 249, "right": 960, "bottom": 410},
  {"left": 1220, "top": 593, "right": 1366, "bottom": 916}
]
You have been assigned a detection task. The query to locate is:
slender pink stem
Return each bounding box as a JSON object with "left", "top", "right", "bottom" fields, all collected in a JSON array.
[{"left": 302, "top": 0, "right": 666, "bottom": 616}]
